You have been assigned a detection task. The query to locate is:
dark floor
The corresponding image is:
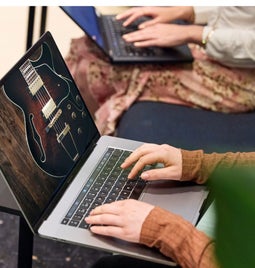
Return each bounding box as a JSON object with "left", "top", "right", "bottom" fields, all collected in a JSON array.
[{"left": 0, "top": 211, "right": 111, "bottom": 268}]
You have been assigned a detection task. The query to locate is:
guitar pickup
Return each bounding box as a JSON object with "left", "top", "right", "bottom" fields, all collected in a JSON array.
[
  {"left": 42, "top": 98, "right": 56, "bottom": 119},
  {"left": 57, "top": 123, "right": 70, "bottom": 143},
  {"left": 29, "top": 76, "right": 44, "bottom": 96},
  {"left": 46, "top": 109, "right": 62, "bottom": 132}
]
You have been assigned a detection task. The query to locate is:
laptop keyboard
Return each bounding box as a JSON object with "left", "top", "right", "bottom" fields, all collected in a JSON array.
[
  {"left": 61, "top": 147, "right": 149, "bottom": 229},
  {"left": 103, "top": 15, "right": 162, "bottom": 57}
]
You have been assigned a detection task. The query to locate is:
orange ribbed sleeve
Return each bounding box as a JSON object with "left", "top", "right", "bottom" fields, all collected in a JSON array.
[
  {"left": 140, "top": 207, "right": 218, "bottom": 268},
  {"left": 181, "top": 149, "right": 255, "bottom": 184}
]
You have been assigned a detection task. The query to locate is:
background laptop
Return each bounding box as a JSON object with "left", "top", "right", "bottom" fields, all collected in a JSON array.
[
  {"left": 60, "top": 6, "right": 194, "bottom": 64},
  {"left": 0, "top": 31, "right": 207, "bottom": 265}
]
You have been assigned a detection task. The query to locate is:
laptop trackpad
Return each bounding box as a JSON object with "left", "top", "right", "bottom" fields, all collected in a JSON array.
[{"left": 141, "top": 181, "right": 207, "bottom": 223}]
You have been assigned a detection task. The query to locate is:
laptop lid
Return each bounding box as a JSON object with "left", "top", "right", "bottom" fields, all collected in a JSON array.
[
  {"left": 60, "top": 6, "right": 194, "bottom": 64},
  {"left": 60, "top": 6, "right": 110, "bottom": 58},
  {"left": 0, "top": 31, "right": 100, "bottom": 231}
]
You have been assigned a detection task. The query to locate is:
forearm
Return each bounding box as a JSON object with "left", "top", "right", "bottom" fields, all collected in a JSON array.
[
  {"left": 183, "top": 24, "right": 204, "bottom": 45},
  {"left": 181, "top": 149, "right": 255, "bottom": 184},
  {"left": 140, "top": 207, "right": 218, "bottom": 268}
]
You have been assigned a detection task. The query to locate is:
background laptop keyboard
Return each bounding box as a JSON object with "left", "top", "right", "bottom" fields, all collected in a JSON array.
[
  {"left": 102, "top": 15, "right": 163, "bottom": 57},
  {"left": 61, "top": 147, "right": 149, "bottom": 229}
]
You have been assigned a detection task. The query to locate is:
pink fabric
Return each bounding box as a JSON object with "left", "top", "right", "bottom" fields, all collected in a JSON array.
[{"left": 65, "top": 35, "right": 255, "bottom": 135}]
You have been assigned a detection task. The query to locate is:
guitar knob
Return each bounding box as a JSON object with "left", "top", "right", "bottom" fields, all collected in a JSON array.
[
  {"left": 67, "top": 104, "right": 71, "bottom": 110},
  {"left": 71, "top": 112, "right": 77, "bottom": 119},
  {"left": 77, "top": 128, "right": 83, "bottom": 135},
  {"left": 82, "top": 111, "right": 86, "bottom": 118},
  {"left": 76, "top": 95, "right": 81, "bottom": 102}
]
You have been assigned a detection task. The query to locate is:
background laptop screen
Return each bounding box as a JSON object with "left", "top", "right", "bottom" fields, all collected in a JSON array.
[
  {"left": 0, "top": 32, "right": 99, "bottom": 230},
  {"left": 61, "top": 6, "right": 104, "bottom": 48}
]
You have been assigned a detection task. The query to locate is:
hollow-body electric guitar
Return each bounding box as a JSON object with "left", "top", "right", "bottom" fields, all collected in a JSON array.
[{"left": 3, "top": 42, "right": 89, "bottom": 177}]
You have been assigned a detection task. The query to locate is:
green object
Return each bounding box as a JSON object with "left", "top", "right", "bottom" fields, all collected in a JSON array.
[
  {"left": 209, "top": 166, "right": 255, "bottom": 268},
  {"left": 196, "top": 200, "right": 216, "bottom": 239}
]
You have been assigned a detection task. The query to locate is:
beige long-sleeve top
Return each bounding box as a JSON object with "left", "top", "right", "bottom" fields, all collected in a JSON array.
[
  {"left": 140, "top": 149, "right": 255, "bottom": 268},
  {"left": 194, "top": 6, "right": 255, "bottom": 68}
]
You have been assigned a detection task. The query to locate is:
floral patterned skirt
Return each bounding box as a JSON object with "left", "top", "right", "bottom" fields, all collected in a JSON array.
[{"left": 65, "top": 34, "right": 255, "bottom": 135}]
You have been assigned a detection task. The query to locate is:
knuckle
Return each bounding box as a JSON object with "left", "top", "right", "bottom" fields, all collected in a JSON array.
[
  {"left": 138, "top": 157, "right": 147, "bottom": 166},
  {"left": 161, "top": 144, "right": 169, "bottom": 150}
]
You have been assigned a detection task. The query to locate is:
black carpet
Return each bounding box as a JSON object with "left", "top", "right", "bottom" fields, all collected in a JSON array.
[{"left": 0, "top": 211, "right": 110, "bottom": 268}]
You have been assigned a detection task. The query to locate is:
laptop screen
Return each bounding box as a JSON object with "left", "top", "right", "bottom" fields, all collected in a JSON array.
[
  {"left": 0, "top": 32, "right": 100, "bottom": 230},
  {"left": 61, "top": 6, "right": 104, "bottom": 49}
]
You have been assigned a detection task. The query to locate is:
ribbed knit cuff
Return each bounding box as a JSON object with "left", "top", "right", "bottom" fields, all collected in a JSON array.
[{"left": 181, "top": 149, "right": 204, "bottom": 183}]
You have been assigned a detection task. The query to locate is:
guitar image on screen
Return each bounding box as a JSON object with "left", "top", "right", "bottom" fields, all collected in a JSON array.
[{"left": 3, "top": 42, "right": 90, "bottom": 177}]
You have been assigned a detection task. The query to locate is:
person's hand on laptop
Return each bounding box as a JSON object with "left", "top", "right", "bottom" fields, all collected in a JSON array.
[
  {"left": 85, "top": 199, "right": 154, "bottom": 243},
  {"left": 116, "top": 6, "right": 194, "bottom": 28},
  {"left": 121, "top": 143, "right": 183, "bottom": 181},
  {"left": 85, "top": 143, "right": 184, "bottom": 242},
  {"left": 121, "top": 23, "right": 203, "bottom": 48},
  {"left": 116, "top": 6, "right": 203, "bottom": 48}
]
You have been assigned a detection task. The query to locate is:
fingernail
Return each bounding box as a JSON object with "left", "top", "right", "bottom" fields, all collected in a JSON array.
[
  {"left": 141, "top": 172, "right": 149, "bottom": 179},
  {"left": 89, "top": 210, "right": 94, "bottom": 215}
]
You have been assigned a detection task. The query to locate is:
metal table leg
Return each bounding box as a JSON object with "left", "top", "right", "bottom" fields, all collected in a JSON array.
[{"left": 17, "top": 216, "right": 34, "bottom": 268}]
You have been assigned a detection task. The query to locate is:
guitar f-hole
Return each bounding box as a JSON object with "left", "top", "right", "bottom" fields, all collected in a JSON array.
[{"left": 29, "top": 113, "right": 46, "bottom": 163}]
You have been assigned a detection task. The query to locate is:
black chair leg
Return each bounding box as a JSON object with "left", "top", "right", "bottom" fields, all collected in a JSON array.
[{"left": 17, "top": 216, "right": 34, "bottom": 268}]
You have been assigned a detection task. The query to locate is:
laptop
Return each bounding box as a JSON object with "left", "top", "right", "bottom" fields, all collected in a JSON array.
[
  {"left": 60, "top": 6, "right": 194, "bottom": 64},
  {"left": 0, "top": 31, "right": 207, "bottom": 266}
]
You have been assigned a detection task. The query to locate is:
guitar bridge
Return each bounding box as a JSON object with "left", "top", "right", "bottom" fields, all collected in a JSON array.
[
  {"left": 57, "top": 123, "right": 70, "bottom": 143},
  {"left": 57, "top": 124, "right": 79, "bottom": 161},
  {"left": 46, "top": 109, "right": 62, "bottom": 132}
]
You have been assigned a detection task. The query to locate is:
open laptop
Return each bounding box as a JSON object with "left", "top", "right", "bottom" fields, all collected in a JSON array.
[
  {"left": 60, "top": 6, "right": 194, "bottom": 64},
  {"left": 0, "top": 31, "right": 207, "bottom": 266}
]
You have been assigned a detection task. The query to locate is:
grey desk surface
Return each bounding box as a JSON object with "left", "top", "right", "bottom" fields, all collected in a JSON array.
[{"left": 0, "top": 172, "right": 19, "bottom": 212}]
